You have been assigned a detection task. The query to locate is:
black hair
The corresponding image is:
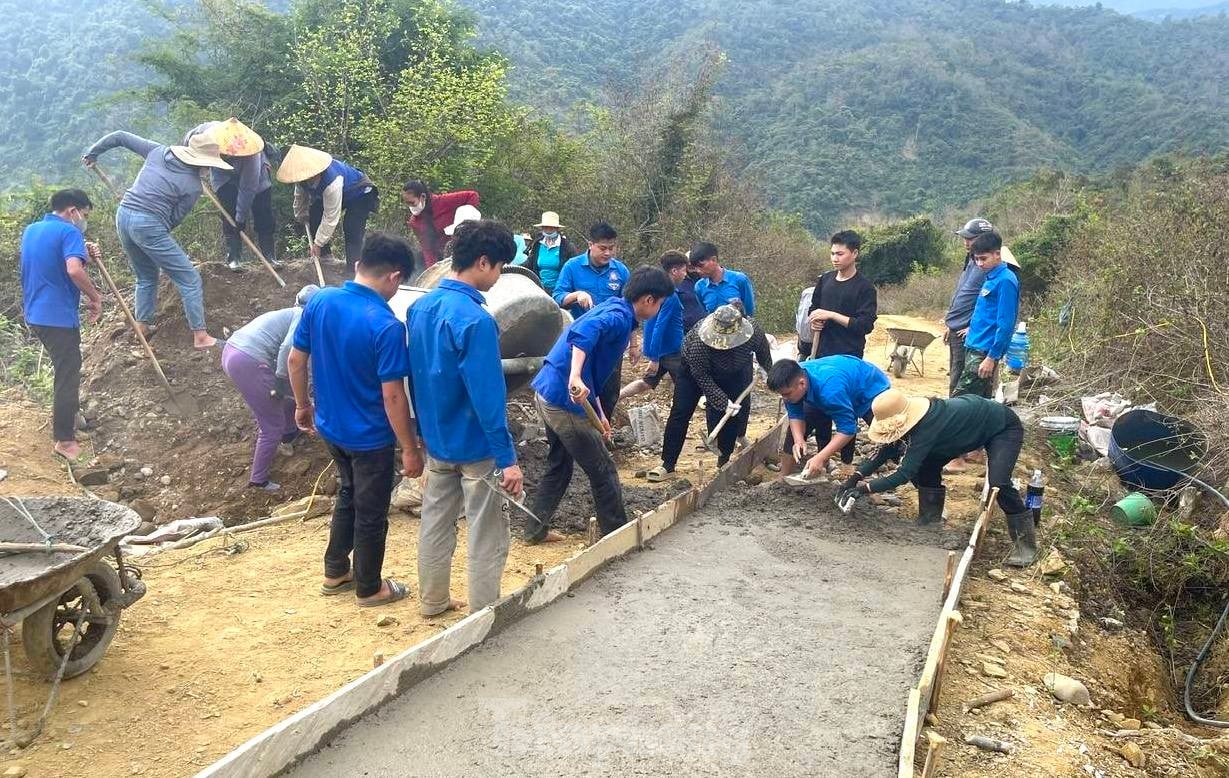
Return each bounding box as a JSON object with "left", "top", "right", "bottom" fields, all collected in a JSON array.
[
  {"left": 359, "top": 231, "right": 417, "bottom": 277},
  {"left": 50, "top": 189, "right": 93, "bottom": 213},
  {"left": 659, "top": 250, "right": 688, "bottom": 271},
  {"left": 402, "top": 179, "right": 442, "bottom": 259},
  {"left": 766, "top": 359, "right": 805, "bottom": 392},
  {"left": 589, "top": 221, "right": 618, "bottom": 242},
  {"left": 689, "top": 241, "right": 719, "bottom": 264},
  {"left": 623, "top": 266, "right": 673, "bottom": 303},
  {"left": 452, "top": 219, "right": 516, "bottom": 271},
  {"left": 401, "top": 179, "right": 429, "bottom": 197},
  {"left": 830, "top": 230, "right": 862, "bottom": 252},
  {"left": 970, "top": 231, "right": 1003, "bottom": 253}
]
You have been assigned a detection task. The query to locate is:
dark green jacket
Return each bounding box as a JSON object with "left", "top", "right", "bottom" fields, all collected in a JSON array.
[{"left": 857, "top": 396, "right": 1016, "bottom": 492}]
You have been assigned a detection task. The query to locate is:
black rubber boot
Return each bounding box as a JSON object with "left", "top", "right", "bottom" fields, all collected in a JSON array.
[
  {"left": 1005, "top": 511, "right": 1039, "bottom": 567},
  {"left": 225, "top": 233, "right": 243, "bottom": 270},
  {"left": 916, "top": 486, "right": 946, "bottom": 525}
]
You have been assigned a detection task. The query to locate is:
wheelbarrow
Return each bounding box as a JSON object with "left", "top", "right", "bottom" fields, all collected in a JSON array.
[
  {"left": 885, "top": 327, "right": 938, "bottom": 378},
  {"left": 1, "top": 496, "right": 146, "bottom": 745}
]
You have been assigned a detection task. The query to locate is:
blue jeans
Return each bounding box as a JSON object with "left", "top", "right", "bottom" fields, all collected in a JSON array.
[{"left": 115, "top": 206, "right": 207, "bottom": 331}]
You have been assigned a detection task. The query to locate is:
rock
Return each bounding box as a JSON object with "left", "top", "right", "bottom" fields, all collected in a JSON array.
[
  {"left": 1120, "top": 718, "right": 1141, "bottom": 730},
  {"left": 321, "top": 477, "right": 339, "bottom": 497},
  {"left": 1045, "top": 672, "right": 1092, "bottom": 706},
  {"left": 1143, "top": 721, "right": 1162, "bottom": 730},
  {"left": 159, "top": 475, "right": 172, "bottom": 486},
  {"left": 77, "top": 700, "right": 88, "bottom": 708},
  {"left": 987, "top": 569, "right": 1009, "bottom": 582},
  {"left": 1100, "top": 617, "right": 1124, "bottom": 630},
  {"left": 990, "top": 639, "right": 1012, "bottom": 654},
  {"left": 1050, "top": 582, "right": 1065, "bottom": 595},
  {"left": 375, "top": 614, "right": 397, "bottom": 627},
  {"left": 1040, "top": 548, "right": 1068, "bottom": 576},
  {"left": 0, "top": 469, "right": 8, "bottom": 482},
  {"left": 75, "top": 467, "right": 110, "bottom": 486},
  {"left": 1010, "top": 581, "right": 1030, "bottom": 594},
  {"left": 982, "top": 662, "right": 1009, "bottom": 678},
  {"left": 139, "top": 466, "right": 154, "bottom": 478},
  {"left": 1118, "top": 741, "right": 1145, "bottom": 768},
  {"left": 129, "top": 498, "right": 158, "bottom": 522},
  {"left": 4, "top": 765, "right": 28, "bottom": 777}
]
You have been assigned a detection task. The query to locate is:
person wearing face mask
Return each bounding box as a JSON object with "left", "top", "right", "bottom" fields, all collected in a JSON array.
[
  {"left": 278, "top": 144, "right": 379, "bottom": 271},
  {"left": 401, "top": 180, "right": 480, "bottom": 269},
  {"left": 20, "top": 189, "right": 105, "bottom": 461},
  {"left": 521, "top": 211, "right": 577, "bottom": 296},
  {"left": 288, "top": 231, "right": 424, "bottom": 609}
]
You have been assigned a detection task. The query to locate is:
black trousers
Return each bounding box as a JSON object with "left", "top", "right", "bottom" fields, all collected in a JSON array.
[
  {"left": 781, "top": 403, "right": 868, "bottom": 464},
  {"left": 599, "top": 358, "right": 622, "bottom": 423},
  {"left": 661, "top": 365, "right": 751, "bottom": 470},
  {"left": 323, "top": 442, "right": 396, "bottom": 598},
  {"left": 216, "top": 182, "right": 276, "bottom": 264},
  {"left": 309, "top": 188, "right": 379, "bottom": 269},
  {"left": 30, "top": 325, "right": 81, "bottom": 443},
  {"left": 643, "top": 353, "right": 682, "bottom": 389},
  {"left": 529, "top": 395, "right": 627, "bottom": 541},
  {"left": 910, "top": 411, "right": 1026, "bottom": 515}
]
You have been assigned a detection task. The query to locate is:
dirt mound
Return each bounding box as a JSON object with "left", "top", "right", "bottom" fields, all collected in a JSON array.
[{"left": 79, "top": 260, "right": 348, "bottom": 524}]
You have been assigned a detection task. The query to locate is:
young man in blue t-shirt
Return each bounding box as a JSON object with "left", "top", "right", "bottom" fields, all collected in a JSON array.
[
  {"left": 408, "top": 219, "right": 520, "bottom": 616},
  {"left": 954, "top": 231, "right": 1020, "bottom": 398},
  {"left": 288, "top": 231, "right": 422, "bottom": 609},
  {"left": 527, "top": 267, "right": 674, "bottom": 543},
  {"left": 690, "top": 241, "right": 755, "bottom": 316},
  {"left": 20, "top": 189, "right": 105, "bottom": 461}
]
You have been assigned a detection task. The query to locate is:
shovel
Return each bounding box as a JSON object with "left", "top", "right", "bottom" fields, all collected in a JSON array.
[
  {"left": 198, "top": 176, "right": 286, "bottom": 287},
  {"left": 704, "top": 377, "right": 756, "bottom": 447},
  {"left": 484, "top": 470, "right": 550, "bottom": 530}
]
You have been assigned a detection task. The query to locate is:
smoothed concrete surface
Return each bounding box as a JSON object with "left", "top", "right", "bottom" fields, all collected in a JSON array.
[{"left": 291, "top": 485, "right": 947, "bottom": 777}]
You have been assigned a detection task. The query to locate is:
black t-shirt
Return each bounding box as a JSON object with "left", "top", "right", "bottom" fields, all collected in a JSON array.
[{"left": 807, "top": 270, "right": 878, "bottom": 358}]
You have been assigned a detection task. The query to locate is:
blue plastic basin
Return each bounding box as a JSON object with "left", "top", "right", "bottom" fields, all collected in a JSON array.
[{"left": 1108, "top": 409, "right": 1205, "bottom": 491}]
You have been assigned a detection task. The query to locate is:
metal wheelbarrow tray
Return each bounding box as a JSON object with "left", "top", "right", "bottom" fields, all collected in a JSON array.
[
  {"left": 885, "top": 327, "right": 938, "bottom": 378},
  {"left": 1, "top": 496, "right": 146, "bottom": 679}
]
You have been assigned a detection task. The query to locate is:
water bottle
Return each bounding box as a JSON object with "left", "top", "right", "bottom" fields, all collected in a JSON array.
[
  {"left": 1025, "top": 469, "right": 1045, "bottom": 526},
  {"left": 1005, "top": 321, "right": 1030, "bottom": 372}
]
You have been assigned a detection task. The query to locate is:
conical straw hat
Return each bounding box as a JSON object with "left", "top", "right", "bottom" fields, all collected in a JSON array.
[
  {"left": 213, "top": 117, "right": 264, "bottom": 157},
  {"left": 276, "top": 144, "right": 333, "bottom": 183}
]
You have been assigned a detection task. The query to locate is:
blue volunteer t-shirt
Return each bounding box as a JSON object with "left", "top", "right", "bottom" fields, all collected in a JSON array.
[
  {"left": 786, "top": 355, "right": 891, "bottom": 436},
  {"left": 292, "top": 281, "right": 410, "bottom": 451},
  {"left": 551, "top": 252, "right": 630, "bottom": 319},
  {"left": 532, "top": 297, "right": 636, "bottom": 416},
  {"left": 964, "top": 263, "right": 1020, "bottom": 360},
  {"left": 20, "top": 214, "right": 88, "bottom": 328},
  {"left": 694, "top": 268, "right": 755, "bottom": 316}
]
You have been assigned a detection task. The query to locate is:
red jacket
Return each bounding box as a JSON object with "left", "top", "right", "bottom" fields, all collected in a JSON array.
[{"left": 406, "top": 190, "right": 480, "bottom": 267}]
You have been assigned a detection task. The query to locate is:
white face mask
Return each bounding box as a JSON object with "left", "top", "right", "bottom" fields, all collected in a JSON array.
[
  {"left": 409, "top": 203, "right": 425, "bottom": 216},
  {"left": 68, "top": 211, "right": 87, "bottom": 233}
]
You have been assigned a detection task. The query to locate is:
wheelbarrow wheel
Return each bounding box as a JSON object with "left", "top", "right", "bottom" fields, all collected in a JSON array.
[
  {"left": 890, "top": 352, "right": 907, "bottom": 378},
  {"left": 21, "top": 561, "right": 122, "bottom": 679}
]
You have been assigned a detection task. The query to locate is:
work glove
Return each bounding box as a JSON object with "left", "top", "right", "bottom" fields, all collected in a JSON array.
[
  {"left": 271, "top": 375, "right": 292, "bottom": 400},
  {"left": 835, "top": 485, "right": 865, "bottom": 510},
  {"left": 839, "top": 472, "right": 864, "bottom": 493},
  {"left": 725, "top": 399, "right": 742, "bottom": 417}
]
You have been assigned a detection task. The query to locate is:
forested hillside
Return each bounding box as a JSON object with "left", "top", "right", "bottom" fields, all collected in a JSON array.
[{"left": 462, "top": 0, "right": 1229, "bottom": 229}]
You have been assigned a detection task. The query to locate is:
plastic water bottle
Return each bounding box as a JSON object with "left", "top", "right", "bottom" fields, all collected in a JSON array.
[
  {"left": 1025, "top": 469, "right": 1045, "bottom": 526},
  {"left": 1005, "top": 321, "right": 1030, "bottom": 372}
]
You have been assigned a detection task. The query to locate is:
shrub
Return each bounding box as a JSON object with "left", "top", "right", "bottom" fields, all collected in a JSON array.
[{"left": 857, "top": 216, "right": 945, "bottom": 286}]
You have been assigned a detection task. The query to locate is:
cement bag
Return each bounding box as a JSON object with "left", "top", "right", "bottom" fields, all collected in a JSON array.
[{"left": 628, "top": 405, "right": 663, "bottom": 448}]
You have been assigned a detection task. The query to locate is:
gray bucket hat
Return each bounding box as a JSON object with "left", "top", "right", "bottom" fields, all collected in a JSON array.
[{"left": 698, "top": 304, "right": 753, "bottom": 350}]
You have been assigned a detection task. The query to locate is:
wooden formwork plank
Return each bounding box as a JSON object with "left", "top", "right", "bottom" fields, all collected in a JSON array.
[{"left": 898, "top": 687, "right": 922, "bottom": 778}]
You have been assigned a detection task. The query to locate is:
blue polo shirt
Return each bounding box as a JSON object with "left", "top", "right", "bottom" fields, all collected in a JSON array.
[
  {"left": 20, "top": 214, "right": 88, "bottom": 328},
  {"left": 551, "top": 252, "right": 630, "bottom": 319},
  {"left": 407, "top": 279, "right": 516, "bottom": 468},
  {"left": 964, "top": 263, "right": 1020, "bottom": 360},
  {"left": 695, "top": 268, "right": 755, "bottom": 316},
  {"left": 292, "top": 281, "right": 410, "bottom": 451},
  {"left": 532, "top": 297, "right": 635, "bottom": 416},
  {"left": 785, "top": 355, "right": 890, "bottom": 436},
  {"left": 642, "top": 291, "right": 683, "bottom": 360}
]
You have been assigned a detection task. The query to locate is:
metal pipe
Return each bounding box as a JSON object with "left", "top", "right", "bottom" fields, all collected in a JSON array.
[{"left": 500, "top": 356, "right": 544, "bottom": 375}]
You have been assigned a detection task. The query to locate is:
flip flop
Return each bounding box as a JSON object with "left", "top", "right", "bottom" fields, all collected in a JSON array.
[
  {"left": 357, "top": 578, "right": 409, "bottom": 608},
  {"left": 645, "top": 466, "right": 672, "bottom": 483},
  {"left": 320, "top": 577, "right": 355, "bottom": 596}
]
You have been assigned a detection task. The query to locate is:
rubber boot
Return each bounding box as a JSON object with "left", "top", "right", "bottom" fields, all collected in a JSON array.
[
  {"left": 1005, "top": 512, "right": 1039, "bottom": 567},
  {"left": 916, "top": 486, "right": 946, "bottom": 525},
  {"left": 225, "top": 232, "right": 243, "bottom": 270}
]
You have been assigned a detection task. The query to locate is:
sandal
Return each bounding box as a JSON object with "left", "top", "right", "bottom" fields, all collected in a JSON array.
[
  {"left": 357, "top": 578, "right": 409, "bottom": 608},
  {"left": 645, "top": 466, "right": 673, "bottom": 483},
  {"left": 320, "top": 576, "right": 355, "bottom": 596}
]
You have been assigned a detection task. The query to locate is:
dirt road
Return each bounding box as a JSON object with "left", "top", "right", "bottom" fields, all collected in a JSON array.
[{"left": 292, "top": 482, "right": 949, "bottom": 777}]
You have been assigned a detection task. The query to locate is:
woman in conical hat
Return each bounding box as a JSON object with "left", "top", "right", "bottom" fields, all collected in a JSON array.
[
  {"left": 279, "top": 145, "right": 379, "bottom": 271},
  {"left": 83, "top": 128, "right": 231, "bottom": 349},
  {"left": 184, "top": 118, "right": 278, "bottom": 272}
]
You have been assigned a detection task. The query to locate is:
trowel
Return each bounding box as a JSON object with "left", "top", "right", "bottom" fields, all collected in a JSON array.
[{"left": 483, "top": 469, "right": 549, "bottom": 529}]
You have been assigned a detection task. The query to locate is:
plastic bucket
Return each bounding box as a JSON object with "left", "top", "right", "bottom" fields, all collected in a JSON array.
[
  {"left": 1049, "top": 432, "right": 1078, "bottom": 459},
  {"left": 1108, "top": 409, "right": 1205, "bottom": 491},
  {"left": 1110, "top": 492, "right": 1156, "bottom": 527}
]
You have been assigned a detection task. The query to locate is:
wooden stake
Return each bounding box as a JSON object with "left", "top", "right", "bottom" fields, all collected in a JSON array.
[
  {"left": 897, "top": 687, "right": 922, "bottom": 778},
  {"left": 586, "top": 517, "right": 598, "bottom": 547},
  {"left": 941, "top": 551, "right": 957, "bottom": 602},
  {"left": 962, "top": 688, "right": 1013, "bottom": 713},
  {"left": 920, "top": 730, "right": 946, "bottom": 778},
  {"left": 929, "top": 611, "right": 962, "bottom": 716},
  {"left": 372, "top": 651, "right": 385, "bottom": 668},
  {"left": 0, "top": 542, "right": 88, "bottom": 554},
  {"left": 533, "top": 561, "right": 544, "bottom": 576},
  {"left": 198, "top": 177, "right": 286, "bottom": 287}
]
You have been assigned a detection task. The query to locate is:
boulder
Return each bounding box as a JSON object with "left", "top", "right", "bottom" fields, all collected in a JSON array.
[{"left": 1044, "top": 672, "right": 1092, "bottom": 706}]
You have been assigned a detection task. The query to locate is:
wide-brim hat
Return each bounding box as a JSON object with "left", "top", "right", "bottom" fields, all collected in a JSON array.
[
  {"left": 169, "top": 132, "right": 232, "bottom": 171},
  {"left": 698, "top": 304, "right": 753, "bottom": 350},
  {"left": 444, "top": 204, "right": 482, "bottom": 236},
  {"left": 276, "top": 144, "right": 333, "bottom": 183},
  {"left": 213, "top": 117, "right": 264, "bottom": 157},
  {"left": 1001, "top": 244, "right": 1020, "bottom": 269},
  {"left": 867, "top": 389, "right": 931, "bottom": 444},
  {"left": 534, "top": 211, "right": 565, "bottom": 229}
]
